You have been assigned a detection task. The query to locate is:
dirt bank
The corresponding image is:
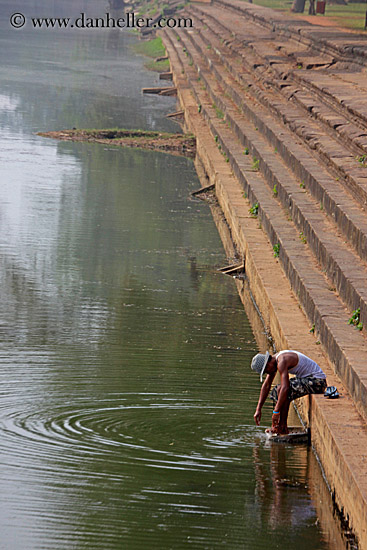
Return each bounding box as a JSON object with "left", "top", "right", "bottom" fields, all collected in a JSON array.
[{"left": 38, "top": 129, "right": 196, "bottom": 158}]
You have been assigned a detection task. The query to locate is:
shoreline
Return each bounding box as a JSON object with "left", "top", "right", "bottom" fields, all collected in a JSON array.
[{"left": 38, "top": 129, "right": 196, "bottom": 158}]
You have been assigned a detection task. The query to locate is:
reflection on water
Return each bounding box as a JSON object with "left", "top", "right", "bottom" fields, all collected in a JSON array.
[{"left": 0, "top": 0, "right": 345, "bottom": 548}]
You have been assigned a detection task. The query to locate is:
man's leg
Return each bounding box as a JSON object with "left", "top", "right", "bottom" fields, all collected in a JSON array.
[
  {"left": 284, "top": 376, "right": 326, "bottom": 432},
  {"left": 278, "top": 399, "right": 290, "bottom": 434},
  {"left": 269, "top": 384, "right": 290, "bottom": 435},
  {"left": 269, "top": 377, "right": 327, "bottom": 435}
]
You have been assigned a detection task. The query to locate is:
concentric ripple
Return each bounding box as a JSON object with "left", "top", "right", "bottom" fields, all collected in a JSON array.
[{"left": 0, "top": 395, "right": 246, "bottom": 476}]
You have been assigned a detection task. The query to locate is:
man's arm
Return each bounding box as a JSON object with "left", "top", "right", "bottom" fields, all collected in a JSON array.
[
  {"left": 254, "top": 370, "right": 276, "bottom": 425},
  {"left": 273, "top": 359, "right": 290, "bottom": 413}
]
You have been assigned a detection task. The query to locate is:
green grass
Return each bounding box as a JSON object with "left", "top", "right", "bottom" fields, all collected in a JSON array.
[
  {"left": 132, "top": 37, "right": 166, "bottom": 59},
  {"left": 252, "top": 157, "right": 260, "bottom": 171},
  {"left": 144, "top": 58, "right": 170, "bottom": 72},
  {"left": 212, "top": 103, "right": 225, "bottom": 119},
  {"left": 249, "top": 202, "right": 259, "bottom": 217},
  {"left": 273, "top": 243, "right": 280, "bottom": 257},
  {"left": 246, "top": 0, "right": 367, "bottom": 31},
  {"left": 318, "top": 2, "right": 367, "bottom": 30},
  {"left": 132, "top": 37, "right": 169, "bottom": 72}
]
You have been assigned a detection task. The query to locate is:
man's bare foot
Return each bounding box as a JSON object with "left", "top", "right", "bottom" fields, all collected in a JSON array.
[{"left": 278, "top": 425, "right": 289, "bottom": 435}]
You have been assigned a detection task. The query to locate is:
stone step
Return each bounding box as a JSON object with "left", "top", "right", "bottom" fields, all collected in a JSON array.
[
  {"left": 189, "top": 3, "right": 367, "bottom": 160},
  {"left": 201, "top": 2, "right": 367, "bottom": 129},
  {"left": 184, "top": 7, "right": 367, "bottom": 259},
  {"left": 179, "top": 25, "right": 367, "bottom": 251},
  {"left": 214, "top": 0, "right": 367, "bottom": 67},
  {"left": 178, "top": 27, "right": 367, "bottom": 319},
  {"left": 162, "top": 28, "right": 367, "bottom": 422},
  {"left": 162, "top": 22, "right": 367, "bottom": 550},
  {"left": 290, "top": 71, "right": 367, "bottom": 131}
]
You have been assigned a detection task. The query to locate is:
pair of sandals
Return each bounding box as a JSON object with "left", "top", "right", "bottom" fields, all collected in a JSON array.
[{"left": 324, "top": 386, "right": 340, "bottom": 399}]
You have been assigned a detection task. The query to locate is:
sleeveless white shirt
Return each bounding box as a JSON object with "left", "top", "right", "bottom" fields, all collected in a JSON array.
[{"left": 275, "top": 350, "right": 326, "bottom": 379}]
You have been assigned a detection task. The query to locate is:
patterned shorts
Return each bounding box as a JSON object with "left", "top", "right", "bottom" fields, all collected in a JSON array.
[{"left": 270, "top": 376, "right": 327, "bottom": 404}]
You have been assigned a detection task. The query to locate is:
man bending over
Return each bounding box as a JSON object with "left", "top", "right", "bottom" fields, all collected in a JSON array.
[{"left": 251, "top": 350, "right": 327, "bottom": 435}]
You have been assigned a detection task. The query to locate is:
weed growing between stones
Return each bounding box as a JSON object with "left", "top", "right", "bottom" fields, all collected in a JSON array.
[
  {"left": 299, "top": 231, "right": 307, "bottom": 244},
  {"left": 273, "top": 243, "right": 280, "bottom": 258},
  {"left": 222, "top": 151, "right": 229, "bottom": 163},
  {"left": 249, "top": 202, "right": 259, "bottom": 217},
  {"left": 252, "top": 157, "right": 260, "bottom": 171},
  {"left": 212, "top": 103, "right": 224, "bottom": 119},
  {"left": 348, "top": 308, "right": 363, "bottom": 331}
]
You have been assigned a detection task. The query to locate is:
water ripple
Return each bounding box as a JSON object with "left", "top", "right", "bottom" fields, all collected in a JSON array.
[{"left": 0, "top": 395, "right": 247, "bottom": 477}]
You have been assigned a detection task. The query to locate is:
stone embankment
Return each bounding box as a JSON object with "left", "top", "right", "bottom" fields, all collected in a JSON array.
[{"left": 158, "top": 1, "right": 367, "bottom": 546}]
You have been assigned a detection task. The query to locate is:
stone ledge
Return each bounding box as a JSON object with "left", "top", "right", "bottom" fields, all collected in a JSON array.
[
  {"left": 166, "top": 26, "right": 367, "bottom": 423},
  {"left": 162, "top": 29, "right": 367, "bottom": 548},
  {"left": 214, "top": 0, "right": 367, "bottom": 66}
]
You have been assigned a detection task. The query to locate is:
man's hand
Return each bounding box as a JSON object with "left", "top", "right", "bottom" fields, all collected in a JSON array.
[{"left": 254, "top": 409, "right": 261, "bottom": 426}]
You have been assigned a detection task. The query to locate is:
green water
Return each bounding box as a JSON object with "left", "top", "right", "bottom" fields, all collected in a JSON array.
[{"left": 0, "top": 1, "right": 343, "bottom": 548}]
